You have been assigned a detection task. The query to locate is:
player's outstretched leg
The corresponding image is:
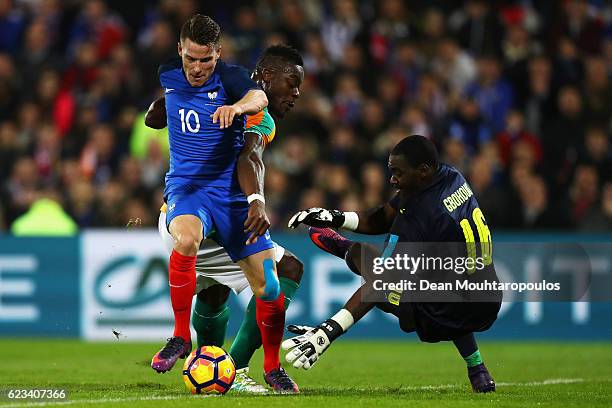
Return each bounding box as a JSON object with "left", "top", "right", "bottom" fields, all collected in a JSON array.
[
  {"left": 229, "top": 254, "right": 302, "bottom": 393},
  {"left": 309, "top": 227, "right": 355, "bottom": 259},
  {"left": 238, "top": 251, "right": 299, "bottom": 394},
  {"left": 453, "top": 333, "right": 495, "bottom": 392},
  {"left": 152, "top": 216, "right": 200, "bottom": 373}
]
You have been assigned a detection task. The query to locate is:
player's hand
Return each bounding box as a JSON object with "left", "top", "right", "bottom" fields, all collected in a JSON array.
[
  {"left": 287, "top": 208, "right": 345, "bottom": 229},
  {"left": 244, "top": 200, "right": 270, "bottom": 245},
  {"left": 287, "top": 324, "right": 315, "bottom": 335},
  {"left": 281, "top": 326, "right": 332, "bottom": 370},
  {"left": 212, "top": 105, "right": 242, "bottom": 129}
]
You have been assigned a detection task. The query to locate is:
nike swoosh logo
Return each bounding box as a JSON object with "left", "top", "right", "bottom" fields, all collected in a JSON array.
[
  {"left": 165, "top": 88, "right": 175, "bottom": 93},
  {"left": 310, "top": 233, "right": 329, "bottom": 253}
]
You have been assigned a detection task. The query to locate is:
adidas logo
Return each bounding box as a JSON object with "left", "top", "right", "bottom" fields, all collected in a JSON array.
[{"left": 208, "top": 91, "right": 218, "bottom": 99}]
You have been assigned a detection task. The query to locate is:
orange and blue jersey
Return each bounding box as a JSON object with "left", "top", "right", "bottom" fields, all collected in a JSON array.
[{"left": 244, "top": 107, "right": 276, "bottom": 148}]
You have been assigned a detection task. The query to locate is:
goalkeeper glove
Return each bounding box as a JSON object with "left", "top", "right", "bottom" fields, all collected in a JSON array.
[
  {"left": 281, "top": 309, "right": 354, "bottom": 370},
  {"left": 288, "top": 208, "right": 358, "bottom": 230}
]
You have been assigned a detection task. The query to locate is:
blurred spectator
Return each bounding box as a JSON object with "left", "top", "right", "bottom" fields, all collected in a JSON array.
[
  {"left": 580, "top": 183, "right": 612, "bottom": 231},
  {"left": 566, "top": 164, "right": 600, "bottom": 226},
  {"left": 550, "top": 0, "right": 604, "bottom": 56},
  {"left": 502, "top": 24, "right": 540, "bottom": 97},
  {"left": 302, "top": 32, "right": 333, "bottom": 88},
  {"left": 418, "top": 8, "right": 446, "bottom": 60},
  {"left": 432, "top": 37, "right": 476, "bottom": 94},
  {"left": 0, "top": 0, "right": 26, "bottom": 54},
  {"left": 554, "top": 37, "right": 583, "bottom": 85},
  {"left": 399, "top": 104, "right": 431, "bottom": 140},
  {"left": 449, "top": 97, "right": 492, "bottom": 154},
  {"left": 355, "top": 98, "right": 386, "bottom": 141},
  {"left": 580, "top": 127, "right": 612, "bottom": 183},
  {"left": 11, "top": 191, "right": 77, "bottom": 236},
  {"left": 467, "top": 154, "right": 510, "bottom": 228},
  {"left": 17, "top": 18, "right": 62, "bottom": 95},
  {"left": 496, "top": 110, "right": 542, "bottom": 168},
  {"left": 448, "top": 0, "right": 502, "bottom": 56},
  {"left": 465, "top": 54, "right": 514, "bottom": 132},
  {"left": 67, "top": 179, "right": 96, "bottom": 227},
  {"left": 516, "top": 175, "right": 569, "bottom": 229},
  {"left": 2, "top": 157, "right": 39, "bottom": 224},
  {"left": 522, "top": 56, "right": 555, "bottom": 136},
  {"left": 442, "top": 138, "right": 469, "bottom": 175},
  {"left": 332, "top": 73, "right": 363, "bottom": 124},
  {"left": 0, "top": 121, "right": 19, "bottom": 177},
  {"left": 361, "top": 162, "right": 386, "bottom": 209},
  {"left": 94, "top": 180, "right": 126, "bottom": 227},
  {"left": 321, "top": 0, "right": 361, "bottom": 63},
  {"left": 0, "top": 52, "right": 19, "bottom": 122},
  {"left": 68, "top": 0, "right": 126, "bottom": 59},
  {"left": 80, "top": 124, "right": 118, "bottom": 184},
  {"left": 583, "top": 57, "right": 612, "bottom": 124},
  {"left": 32, "top": 123, "right": 61, "bottom": 183},
  {"left": 542, "top": 86, "right": 585, "bottom": 192},
  {"left": 138, "top": 19, "right": 176, "bottom": 94},
  {"left": 389, "top": 40, "right": 422, "bottom": 101},
  {"left": 230, "top": 6, "right": 263, "bottom": 67},
  {"left": 367, "top": 0, "right": 411, "bottom": 66},
  {"left": 122, "top": 197, "right": 153, "bottom": 227}
]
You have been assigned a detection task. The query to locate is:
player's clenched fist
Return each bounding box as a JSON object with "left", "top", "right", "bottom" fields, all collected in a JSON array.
[
  {"left": 287, "top": 207, "right": 346, "bottom": 229},
  {"left": 212, "top": 104, "right": 243, "bottom": 129},
  {"left": 244, "top": 200, "right": 270, "bottom": 244}
]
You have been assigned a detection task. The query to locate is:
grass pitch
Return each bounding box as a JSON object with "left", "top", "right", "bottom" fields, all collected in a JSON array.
[{"left": 0, "top": 339, "right": 610, "bottom": 407}]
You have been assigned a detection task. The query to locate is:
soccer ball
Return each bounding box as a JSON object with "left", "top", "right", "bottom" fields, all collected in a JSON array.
[{"left": 182, "top": 345, "right": 236, "bottom": 394}]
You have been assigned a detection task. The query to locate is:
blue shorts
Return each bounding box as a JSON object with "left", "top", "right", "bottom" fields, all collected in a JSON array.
[{"left": 164, "top": 179, "right": 274, "bottom": 262}]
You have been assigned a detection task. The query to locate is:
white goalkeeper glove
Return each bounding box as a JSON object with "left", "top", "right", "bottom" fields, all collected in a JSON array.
[
  {"left": 288, "top": 208, "right": 358, "bottom": 230},
  {"left": 281, "top": 310, "right": 354, "bottom": 370}
]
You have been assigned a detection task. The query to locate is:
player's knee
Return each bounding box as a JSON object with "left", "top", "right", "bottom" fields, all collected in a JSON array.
[
  {"left": 173, "top": 232, "right": 201, "bottom": 256},
  {"left": 197, "top": 285, "right": 230, "bottom": 308},
  {"left": 345, "top": 242, "right": 363, "bottom": 276},
  {"left": 277, "top": 254, "right": 304, "bottom": 283},
  {"left": 254, "top": 258, "right": 281, "bottom": 300}
]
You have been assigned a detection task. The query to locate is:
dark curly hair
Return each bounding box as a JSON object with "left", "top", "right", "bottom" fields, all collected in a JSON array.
[
  {"left": 180, "top": 14, "right": 220, "bottom": 47},
  {"left": 391, "top": 135, "right": 439, "bottom": 170},
  {"left": 256, "top": 44, "right": 303, "bottom": 70}
]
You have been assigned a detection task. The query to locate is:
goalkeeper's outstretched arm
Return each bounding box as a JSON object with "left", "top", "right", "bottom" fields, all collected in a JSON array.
[
  {"left": 288, "top": 193, "right": 398, "bottom": 235},
  {"left": 353, "top": 198, "right": 398, "bottom": 235}
]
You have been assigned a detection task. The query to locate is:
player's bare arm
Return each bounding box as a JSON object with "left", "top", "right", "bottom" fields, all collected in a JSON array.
[
  {"left": 144, "top": 97, "right": 167, "bottom": 129},
  {"left": 237, "top": 131, "right": 269, "bottom": 245},
  {"left": 212, "top": 89, "right": 268, "bottom": 129}
]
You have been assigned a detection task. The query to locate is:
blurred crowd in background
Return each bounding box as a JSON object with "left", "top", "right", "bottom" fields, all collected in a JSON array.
[{"left": 1, "top": 0, "right": 612, "bottom": 233}]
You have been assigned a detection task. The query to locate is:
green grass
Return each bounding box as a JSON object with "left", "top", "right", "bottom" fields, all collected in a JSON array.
[{"left": 0, "top": 340, "right": 611, "bottom": 407}]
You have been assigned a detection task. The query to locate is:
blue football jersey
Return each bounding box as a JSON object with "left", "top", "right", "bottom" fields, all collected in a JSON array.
[{"left": 159, "top": 58, "right": 260, "bottom": 188}]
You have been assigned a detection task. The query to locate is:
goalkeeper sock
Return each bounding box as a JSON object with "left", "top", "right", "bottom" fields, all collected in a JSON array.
[
  {"left": 169, "top": 250, "right": 196, "bottom": 342},
  {"left": 230, "top": 277, "right": 299, "bottom": 370},
  {"left": 453, "top": 333, "right": 483, "bottom": 367},
  {"left": 192, "top": 296, "right": 230, "bottom": 348},
  {"left": 256, "top": 292, "right": 285, "bottom": 373}
]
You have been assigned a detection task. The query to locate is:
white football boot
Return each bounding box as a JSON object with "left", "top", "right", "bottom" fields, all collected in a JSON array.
[{"left": 230, "top": 367, "right": 269, "bottom": 394}]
